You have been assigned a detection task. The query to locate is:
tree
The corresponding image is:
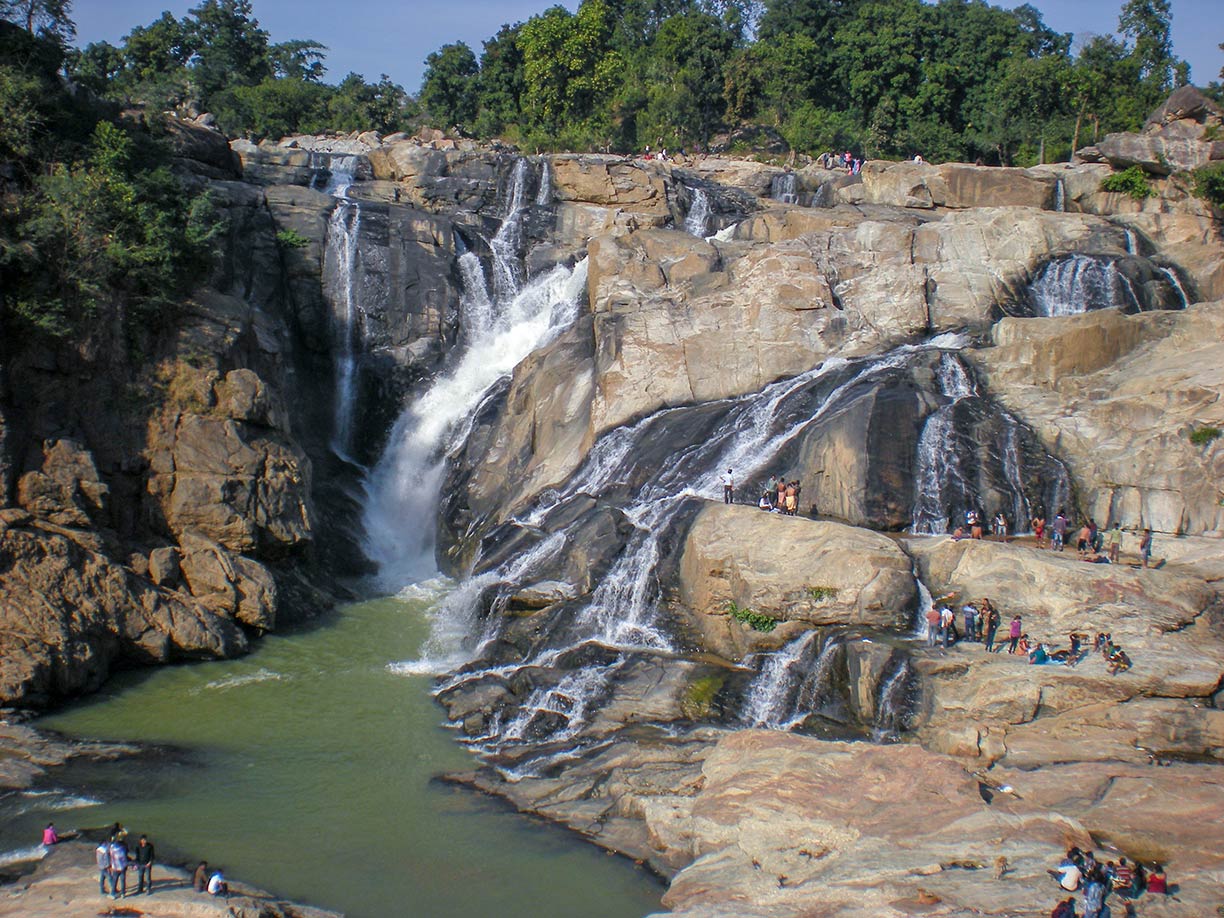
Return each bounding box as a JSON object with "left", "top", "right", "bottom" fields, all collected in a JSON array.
[
  {"left": 474, "top": 24, "right": 525, "bottom": 137},
  {"left": 639, "top": 9, "right": 735, "bottom": 145},
  {"left": 0, "top": 0, "right": 73, "bottom": 44},
  {"left": 184, "top": 0, "right": 271, "bottom": 100},
  {"left": 1118, "top": 0, "right": 1175, "bottom": 92},
  {"left": 419, "top": 41, "right": 478, "bottom": 128},
  {"left": 268, "top": 39, "right": 325, "bottom": 82}
]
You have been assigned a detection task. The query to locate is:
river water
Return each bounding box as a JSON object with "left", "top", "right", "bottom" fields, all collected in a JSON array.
[{"left": 4, "top": 592, "right": 662, "bottom": 917}]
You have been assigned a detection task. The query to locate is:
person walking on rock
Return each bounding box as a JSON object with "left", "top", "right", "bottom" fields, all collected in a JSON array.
[
  {"left": 1139, "top": 528, "right": 1153, "bottom": 568},
  {"left": 1007, "top": 615, "right": 1023, "bottom": 654},
  {"left": 722, "top": 469, "right": 734, "bottom": 504},
  {"left": 134, "top": 834, "right": 155, "bottom": 895}
]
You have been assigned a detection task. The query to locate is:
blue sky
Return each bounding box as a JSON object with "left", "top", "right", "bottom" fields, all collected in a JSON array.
[{"left": 73, "top": 0, "right": 1223, "bottom": 94}]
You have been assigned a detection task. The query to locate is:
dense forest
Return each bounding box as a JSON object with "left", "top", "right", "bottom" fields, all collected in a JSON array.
[{"left": 419, "top": 0, "right": 1217, "bottom": 163}]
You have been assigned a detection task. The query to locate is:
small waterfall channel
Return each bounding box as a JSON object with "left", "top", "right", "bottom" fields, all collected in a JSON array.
[
  {"left": 909, "top": 352, "right": 1069, "bottom": 535},
  {"left": 683, "top": 187, "right": 712, "bottom": 237},
  {"left": 771, "top": 171, "right": 799, "bottom": 204},
  {"left": 319, "top": 155, "right": 363, "bottom": 457},
  {"left": 1028, "top": 253, "right": 1190, "bottom": 317},
  {"left": 363, "top": 158, "right": 583, "bottom": 589}
]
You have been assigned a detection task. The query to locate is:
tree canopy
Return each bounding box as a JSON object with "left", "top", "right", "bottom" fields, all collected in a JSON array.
[{"left": 418, "top": 0, "right": 1200, "bottom": 162}]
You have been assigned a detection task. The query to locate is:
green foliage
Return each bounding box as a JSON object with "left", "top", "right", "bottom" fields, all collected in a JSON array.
[
  {"left": 727, "top": 600, "right": 777, "bottom": 633},
  {"left": 1189, "top": 426, "right": 1222, "bottom": 447},
  {"left": 0, "top": 32, "right": 221, "bottom": 345},
  {"left": 806, "top": 585, "right": 838, "bottom": 602},
  {"left": 275, "top": 227, "right": 310, "bottom": 248},
  {"left": 1190, "top": 162, "right": 1224, "bottom": 208},
  {"left": 681, "top": 673, "right": 725, "bottom": 719},
  {"left": 1101, "top": 165, "right": 1155, "bottom": 199},
  {"left": 420, "top": 42, "right": 479, "bottom": 129}
]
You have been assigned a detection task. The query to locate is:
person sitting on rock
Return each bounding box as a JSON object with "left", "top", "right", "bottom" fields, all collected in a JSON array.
[
  {"left": 758, "top": 491, "right": 773, "bottom": 511},
  {"left": 1028, "top": 642, "right": 1050, "bottom": 664},
  {"left": 1050, "top": 852, "right": 1082, "bottom": 891},
  {"left": 1016, "top": 634, "right": 1031, "bottom": 655},
  {"left": 207, "top": 868, "right": 228, "bottom": 897},
  {"left": 1112, "top": 858, "right": 1134, "bottom": 896},
  {"left": 192, "top": 861, "right": 210, "bottom": 893},
  {"left": 951, "top": 525, "right": 967, "bottom": 541},
  {"left": 1145, "top": 863, "right": 1168, "bottom": 895},
  {"left": 1106, "top": 647, "right": 1132, "bottom": 675},
  {"left": 41, "top": 823, "right": 57, "bottom": 846},
  {"left": 1051, "top": 896, "right": 1077, "bottom": 918}
]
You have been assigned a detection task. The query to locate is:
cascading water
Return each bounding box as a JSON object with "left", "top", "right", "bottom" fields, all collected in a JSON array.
[
  {"left": 684, "top": 188, "right": 712, "bottom": 237},
  {"left": 743, "top": 632, "right": 847, "bottom": 730},
  {"left": 1053, "top": 177, "right": 1065, "bottom": 213},
  {"left": 909, "top": 353, "right": 975, "bottom": 534},
  {"left": 363, "top": 259, "right": 588, "bottom": 591},
  {"left": 771, "top": 172, "right": 799, "bottom": 204},
  {"left": 1157, "top": 266, "right": 1190, "bottom": 309},
  {"left": 536, "top": 157, "right": 553, "bottom": 206},
  {"left": 422, "top": 337, "right": 975, "bottom": 753},
  {"left": 320, "top": 155, "right": 363, "bottom": 457},
  {"left": 872, "top": 657, "right": 915, "bottom": 742},
  {"left": 1029, "top": 254, "right": 1140, "bottom": 316},
  {"left": 490, "top": 158, "right": 532, "bottom": 302}
]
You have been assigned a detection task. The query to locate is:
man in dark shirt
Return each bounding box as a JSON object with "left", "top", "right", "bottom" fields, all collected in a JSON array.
[{"left": 135, "top": 835, "right": 155, "bottom": 894}]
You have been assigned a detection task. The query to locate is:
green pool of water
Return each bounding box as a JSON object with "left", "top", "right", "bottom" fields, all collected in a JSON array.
[{"left": 15, "top": 594, "right": 663, "bottom": 918}]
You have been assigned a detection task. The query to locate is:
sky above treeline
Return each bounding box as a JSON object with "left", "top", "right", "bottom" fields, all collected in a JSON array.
[{"left": 74, "top": 0, "right": 1223, "bottom": 95}]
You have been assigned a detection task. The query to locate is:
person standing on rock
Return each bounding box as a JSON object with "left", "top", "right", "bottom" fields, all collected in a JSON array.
[
  {"left": 776, "top": 477, "right": 787, "bottom": 511},
  {"left": 962, "top": 603, "right": 977, "bottom": 643},
  {"left": 1052, "top": 511, "right": 1068, "bottom": 551},
  {"left": 95, "top": 840, "right": 111, "bottom": 896},
  {"left": 108, "top": 835, "right": 128, "bottom": 898},
  {"left": 1032, "top": 512, "right": 1046, "bottom": 547},
  {"left": 722, "top": 469, "right": 734, "bottom": 504},
  {"left": 982, "top": 600, "right": 1001, "bottom": 651},
  {"left": 1007, "top": 615, "right": 1022, "bottom": 654},
  {"left": 1106, "top": 523, "right": 1123, "bottom": 563},
  {"left": 1139, "top": 528, "right": 1153, "bottom": 568},
  {"left": 134, "top": 834, "right": 155, "bottom": 895},
  {"left": 925, "top": 605, "right": 941, "bottom": 647}
]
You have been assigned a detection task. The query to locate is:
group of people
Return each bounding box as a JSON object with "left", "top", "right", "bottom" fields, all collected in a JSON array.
[
  {"left": 954, "top": 507, "right": 1156, "bottom": 569},
  {"left": 817, "top": 150, "right": 862, "bottom": 174},
  {"left": 757, "top": 473, "right": 803, "bottom": 515},
  {"left": 925, "top": 602, "right": 1135, "bottom": 674},
  {"left": 1033, "top": 512, "right": 1156, "bottom": 567},
  {"left": 1050, "top": 847, "right": 1169, "bottom": 918},
  {"left": 91, "top": 821, "right": 228, "bottom": 899},
  {"left": 93, "top": 824, "right": 155, "bottom": 899}
]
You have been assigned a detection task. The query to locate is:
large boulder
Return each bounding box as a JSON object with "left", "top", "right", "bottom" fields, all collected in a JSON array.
[
  {"left": 858, "top": 161, "right": 1057, "bottom": 210},
  {"left": 1095, "top": 131, "right": 1222, "bottom": 175},
  {"left": 678, "top": 506, "right": 917, "bottom": 641}
]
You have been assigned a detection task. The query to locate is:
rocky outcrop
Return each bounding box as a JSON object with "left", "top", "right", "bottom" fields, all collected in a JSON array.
[
  {"left": 973, "top": 301, "right": 1224, "bottom": 535},
  {"left": 0, "top": 840, "right": 341, "bottom": 918},
  {"left": 856, "top": 160, "right": 1058, "bottom": 210},
  {"left": 678, "top": 506, "right": 917, "bottom": 650},
  {"left": 1088, "top": 87, "right": 1224, "bottom": 177},
  {"left": 0, "top": 518, "right": 247, "bottom": 707}
]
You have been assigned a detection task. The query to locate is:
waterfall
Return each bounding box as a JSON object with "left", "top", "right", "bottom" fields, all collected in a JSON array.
[
  {"left": 684, "top": 187, "right": 712, "bottom": 237},
  {"left": 912, "top": 564, "right": 934, "bottom": 639},
  {"left": 363, "top": 260, "right": 588, "bottom": 590},
  {"left": 771, "top": 172, "right": 799, "bottom": 204},
  {"left": 811, "top": 183, "right": 833, "bottom": 208},
  {"left": 319, "top": 152, "right": 363, "bottom": 457},
  {"left": 490, "top": 158, "right": 532, "bottom": 302},
  {"left": 1124, "top": 228, "right": 1138, "bottom": 255},
  {"left": 909, "top": 353, "right": 976, "bottom": 534},
  {"left": 456, "top": 238, "right": 494, "bottom": 336},
  {"left": 1157, "top": 266, "right": 1190, "bottom": 309},
  {"left": 430, "top": 337, "right": 972, "bottom": 752},
  {"left": 1053, "top": 177, "right": 1065, "bottom": 212},
  {"left": 872, "top": 657, "right": 915, "bottom": 742},
  {"left": 1029, "top": 254, "right": 1141, "bottom": 316},
  {"left": 536, "top": 157, "right": 553, "bottom": 205},
  {"left": 743, "top": 632, "right": 847, "bottom": 730},
  {"left": 999, "top": 416, "right": 1033, "bottom": 536}
]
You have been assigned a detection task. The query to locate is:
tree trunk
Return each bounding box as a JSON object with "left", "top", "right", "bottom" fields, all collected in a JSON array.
[{"left": 1072, "top": 100, "right": 1086, "bottom": 153}]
